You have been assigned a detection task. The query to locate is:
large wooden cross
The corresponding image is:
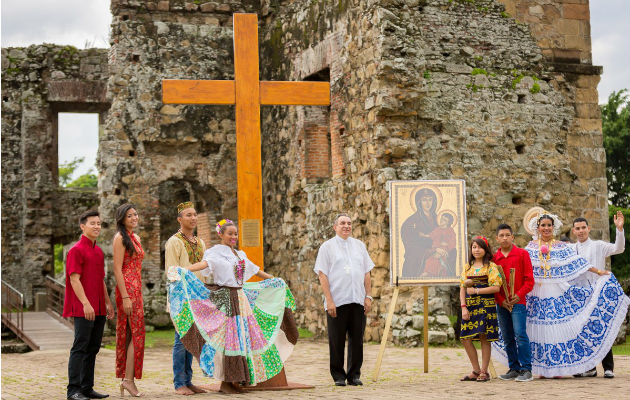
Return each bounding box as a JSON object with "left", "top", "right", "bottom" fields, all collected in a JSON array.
[{"left": 162, "top": 14, "right": 329, "bottom": 270}]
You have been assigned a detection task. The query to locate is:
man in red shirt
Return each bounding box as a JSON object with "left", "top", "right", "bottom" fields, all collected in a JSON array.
[
  {"left": 493, "top": 223, "right": 535, "bottom": 382},
  {"left": 64, "top": 210, "right": 114, "bottom": 400}
]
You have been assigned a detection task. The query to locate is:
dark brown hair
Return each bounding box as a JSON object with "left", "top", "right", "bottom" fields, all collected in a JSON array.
[
  {"left": 537, "top": 214, "right": 554, "bottom": 226},
  {"left": 115, "top": 203, "right": 137, "bottom": 256},
  {"left": 79, "top": 210, "right": 100, "bottom": 225},
  {"left": 467, "top": 236, "right": 493, "bottom": 268},
  {"left": 573, "top": 217, "right": 588, "bottom": 227}
]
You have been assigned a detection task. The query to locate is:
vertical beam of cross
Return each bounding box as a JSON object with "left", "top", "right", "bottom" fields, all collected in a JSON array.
[
  {"left": 233, "top": 14, "right": 263, "bottom": 267},
  {"left": 163, "top": 14, "right": 330, "bottom": 271}
]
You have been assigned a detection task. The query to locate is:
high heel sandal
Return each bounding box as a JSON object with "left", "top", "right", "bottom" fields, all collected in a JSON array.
[{"left": 120, "top": 379, "right": 142, "bottom": 397}]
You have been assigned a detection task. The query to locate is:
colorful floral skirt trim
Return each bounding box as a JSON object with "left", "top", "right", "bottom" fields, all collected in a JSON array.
[{"left": 167, "top": 267, "right": 298, "bottom": 384}]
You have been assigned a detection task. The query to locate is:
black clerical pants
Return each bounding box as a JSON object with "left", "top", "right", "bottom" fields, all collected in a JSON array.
[
  {"left": 602, "top": 347, "right": 614, "bottom": 371},
  {"left": 327, "top": 303, "right": 366, "bottom": 382},
  {"left": 67, "top": 316, "right": 106, "bottom": 397}
]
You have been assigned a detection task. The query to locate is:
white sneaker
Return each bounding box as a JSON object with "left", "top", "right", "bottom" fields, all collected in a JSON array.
[{"left": 604, "top": 370, "right": 614, "bottom": 379}]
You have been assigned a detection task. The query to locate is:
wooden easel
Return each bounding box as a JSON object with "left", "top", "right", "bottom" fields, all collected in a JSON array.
[
  {"left": 372, "top": 282, "right": 497, "bottom": 381},
  {"left": 373, "top": 281, "right": 431, "bottom": 381}
]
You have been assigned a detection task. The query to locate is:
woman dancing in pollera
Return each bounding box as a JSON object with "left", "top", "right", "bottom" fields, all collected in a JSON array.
[{"left": 167, "top": 219, "right": 298, "bottom": 393}]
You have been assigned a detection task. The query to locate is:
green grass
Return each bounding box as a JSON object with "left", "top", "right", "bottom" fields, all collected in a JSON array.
[
  {"left": 104, "top": 328, "right": 175, "bottom": 350},
  {"left": 299, "top": 328, "right": 315, "bottom": 339},
  {"left": 105, "top": 327, "right": 317, "bottom": 350},
  {"left": 612, "top": 335, "right": 630, "bottom": 355}
]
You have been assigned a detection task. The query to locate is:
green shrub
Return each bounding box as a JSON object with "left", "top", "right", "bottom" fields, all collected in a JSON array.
[{"left": 609, "top": 206, "right": 630, "bottom": 279}]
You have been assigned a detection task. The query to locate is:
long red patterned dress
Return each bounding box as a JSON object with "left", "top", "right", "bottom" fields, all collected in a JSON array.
[{"left": 115, "top": 232, "right": 145, "bottom": 379}]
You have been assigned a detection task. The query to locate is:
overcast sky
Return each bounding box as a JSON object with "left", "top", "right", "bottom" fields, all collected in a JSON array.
[{"left": 2, "top": 0, "right": 628, "bottom": 180}]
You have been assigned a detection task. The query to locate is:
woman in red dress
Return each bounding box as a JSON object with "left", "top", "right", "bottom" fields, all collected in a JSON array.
[{"left": 113, "top": 203, "right": 145, "bottom": 397}]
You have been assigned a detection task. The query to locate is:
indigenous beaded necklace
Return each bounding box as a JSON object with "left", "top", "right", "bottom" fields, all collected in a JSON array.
[
  {"left": 537, "top": 239, "right": 554, "bottom": 278},
  {"left": 177, "top": 229, "right": 203, "bottom": 264},
  {"left": 232, "top": 251, "right": 246, "bottom": 285},
  {"left": 177, "top": 229, "right": 197, "bottom": 246}
]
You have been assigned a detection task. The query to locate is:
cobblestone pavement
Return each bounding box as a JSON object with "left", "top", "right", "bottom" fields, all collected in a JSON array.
[{"left": 2, "top": 340, "right": 628, "bottom": 399}]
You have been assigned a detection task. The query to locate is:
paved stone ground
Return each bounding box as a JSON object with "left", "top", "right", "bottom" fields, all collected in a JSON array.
[{"left": 2, "top": 339, "right": 628, "bottom": 399}]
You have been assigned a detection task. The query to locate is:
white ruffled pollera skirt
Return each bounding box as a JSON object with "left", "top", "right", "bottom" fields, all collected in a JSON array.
[{"left": 493, "top": 274, "right": 629, "bottom": 377}]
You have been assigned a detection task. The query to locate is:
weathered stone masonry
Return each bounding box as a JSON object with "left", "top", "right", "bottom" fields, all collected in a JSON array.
[
  {"left": 1, "top": 0, "right": 610, "bottom": 342},
  {"left": 259, "top": 0, "right": 608, "bottom": 343},
  {"left": 1, "top": 46, "right": 106, "bottom": 305}
]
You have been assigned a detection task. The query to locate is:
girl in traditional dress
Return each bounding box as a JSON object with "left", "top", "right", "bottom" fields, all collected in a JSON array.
[
  {"left": 459, "top": 236, "right": 502, "bottom": 382},
  {"left": 493, "top": 209, "right": 629, "bottom": 378},
  {"left": 113, "top": 203, "right": 145, "bottom": 397},
  {"left": 167, "top": 219, "right": 298, "bottom": 394}
]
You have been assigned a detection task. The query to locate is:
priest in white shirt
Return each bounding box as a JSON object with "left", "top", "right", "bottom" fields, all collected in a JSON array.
[
  {"left": 571, "top": 210, "right": 625, "bottom": 379},
  {"left": 314, "top": 213, "right": 374, "bottom": 387}
]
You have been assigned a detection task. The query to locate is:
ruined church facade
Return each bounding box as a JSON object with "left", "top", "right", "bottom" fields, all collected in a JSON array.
[{"left": 2, "top": 0, "right": 608, "bottom": 343}]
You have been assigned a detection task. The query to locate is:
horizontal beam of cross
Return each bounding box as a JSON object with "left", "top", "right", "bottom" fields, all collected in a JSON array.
[{"left": 163, "top": 80, "right": 331, "bottom": 106}]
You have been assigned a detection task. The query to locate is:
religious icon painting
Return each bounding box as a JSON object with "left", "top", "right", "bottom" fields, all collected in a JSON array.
[{"left": 389, "top": 180, "right": 467, "bottom": 285}]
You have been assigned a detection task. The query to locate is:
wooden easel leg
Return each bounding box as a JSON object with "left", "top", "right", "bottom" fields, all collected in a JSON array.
[
  {"left": 423, "top": 286, "right": 429, "bottom": 373},
  {"left": 372, "top": 286, "right": 399, "bottom": 382},
  {"left": 488, "top": 359, "right": 497, "bottom": 379}
]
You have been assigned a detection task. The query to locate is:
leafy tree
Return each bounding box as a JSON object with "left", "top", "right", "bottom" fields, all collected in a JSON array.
[
  {"left": 609, "top": 205, "right": 630, "bottom": 280},
  {"left": 54, "top": 243, "right": 64, "bottom": 276},
  {"left": 601, "top": 89, "right": 630, "bottom": 207},
  {"left": 59, "top": 157, "right": 97, "bottom": 188},
  {"left": 66, "top": 171, "right": 98, "bottom": 188},
  {"left": 58, "top": 157, "right": 85, "bottom": 186}
]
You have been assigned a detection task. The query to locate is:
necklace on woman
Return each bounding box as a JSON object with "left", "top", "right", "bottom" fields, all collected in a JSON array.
[
  {"left": 537, "top": 239, "right": 554, "bottom": 278},
  {"left": 230, "top": 249, "right": 245, "bottom": 285}
]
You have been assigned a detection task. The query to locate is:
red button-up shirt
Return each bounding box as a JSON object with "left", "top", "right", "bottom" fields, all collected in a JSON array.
[
  {"left": 62, "top": 235, "right": 106, "bottom": 318},
  {"left": 493, "top": 245, "right": 535, "bottom": 306}
]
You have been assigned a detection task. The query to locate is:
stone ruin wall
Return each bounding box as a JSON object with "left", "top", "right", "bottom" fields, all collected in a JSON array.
[
  {"left": 1, "top": 45, "right": 107, "bottom": 305},
  {"left": 1, "top": 0, "right": 608, "bottom": 342},
  {"left": 260, "top": 0, "right": 607, "bottom": 344}
]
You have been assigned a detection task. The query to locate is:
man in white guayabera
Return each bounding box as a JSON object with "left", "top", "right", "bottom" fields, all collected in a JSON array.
[
  {"left": 570, "top": 211, "right": 625, "bottom": 379},
  {"left": 314, "top": 213, "right": 374, "bottom": 387}
]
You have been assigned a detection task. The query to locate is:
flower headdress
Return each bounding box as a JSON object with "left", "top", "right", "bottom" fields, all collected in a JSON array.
[
  {"left": 523, "top": 206, "right": 563, "bottom": 240},
  {"left": 474, "top": 236, "right": 489, "bottom": 248},
  {"left": 215, "top": 218, "right": 233, "bottom": 234}
]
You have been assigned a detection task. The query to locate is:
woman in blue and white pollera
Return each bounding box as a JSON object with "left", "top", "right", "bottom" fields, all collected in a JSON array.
[{"left": 511, "top": 208, "right": 629, "bottom": 378}]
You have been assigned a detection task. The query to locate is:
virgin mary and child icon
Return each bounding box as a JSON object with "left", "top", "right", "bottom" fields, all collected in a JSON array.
[{"left": 401, "top": 186, "right": 458, "bottom": 279}]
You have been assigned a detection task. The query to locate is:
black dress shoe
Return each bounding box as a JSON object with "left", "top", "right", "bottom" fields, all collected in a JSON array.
[
  {"left": 334, "top": 379, "right": 347, "bottom": 386},
  {"left": 347, "top": 378, "right": 363, "bottom": 386},
  {"left": 68, "top": 393, "right": 89, "bottom": 400},
  {"left": 83, "top": 390, "right": 109, "bottom": 399}
]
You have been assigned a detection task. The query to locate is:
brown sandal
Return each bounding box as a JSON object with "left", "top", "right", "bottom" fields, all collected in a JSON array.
[
  {"left": 476, "top": 371, "right": 490, "bottom": 382},
  {"left": 460, "top": 371, "right": 480, "bottom": 381}
]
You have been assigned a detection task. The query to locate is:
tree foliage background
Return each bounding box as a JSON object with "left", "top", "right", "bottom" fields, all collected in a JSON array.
[
  {"left": 59, "top": 156, "right": 97, "bottom": 188},
  {"left": 55, "top": 157, "right": 98, "bottom": 275},
  {"left": 601, "top": 89, "right": 630, "bottom": 280},
  {"left": 601, "top": 89, "right": 630, "bottom": 208}
]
